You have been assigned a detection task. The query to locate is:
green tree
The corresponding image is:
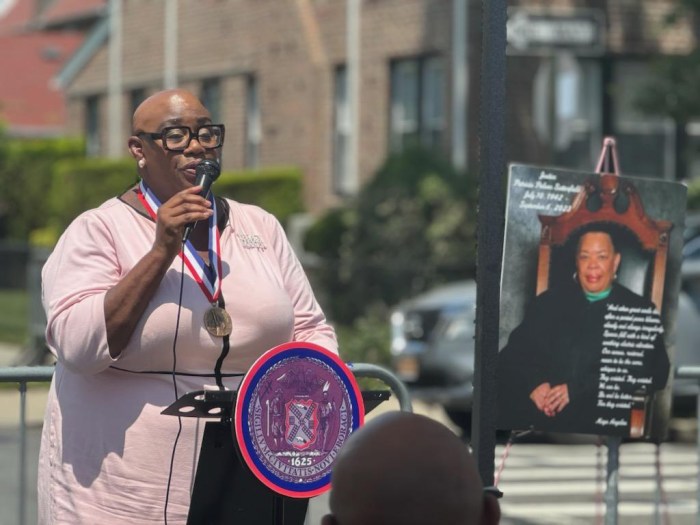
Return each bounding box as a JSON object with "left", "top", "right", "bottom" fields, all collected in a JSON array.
[
  {"left": 0, "top": 137, "right": 84, "bottom": 240},
  {"left": 635, "top": 0, "right": 700, "bottom": 180},
  {"left": 305, "top": 147, "right": 477, "bottom": 324}
]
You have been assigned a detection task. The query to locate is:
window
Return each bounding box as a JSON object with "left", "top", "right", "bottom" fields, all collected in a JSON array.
[
  {"left": 130, "top": 88, "right": 146, "bottom": 116},
  {"left": 389, "top": 56, "right": 446, "bottom": 152},
  {"left": 612, "top": 61, "right": 673, "bottom": 179},
  {"left": 85, "top": 95, "right": 100, "bottom": 157},
  {"left": 421, "top": 57, "right": 446, "bottom": 149},
  {"left": 332, "top": 66, "right": 351, "bottom": 194},
  {"left": 127, "top": 89, "right": 146, "bottom": 133},
  {"left": 687, "top": 120, "right": 700, "bottom": 180},
  {"left": 532, "top": 55, "right": 601, "bottom": 170},
  {"left": 245, "top": 76, "right": 261, "bottom": 169},
  {"left": 201, "top": 78, "right": 222, "bottom": 123},
  {"left": 390, "top": 60, "right": 419, "bottom": 150}
]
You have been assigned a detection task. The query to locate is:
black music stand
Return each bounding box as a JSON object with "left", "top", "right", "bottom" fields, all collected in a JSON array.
[{"left": 163, "top": 388, "right": 390, "bottom": 525}]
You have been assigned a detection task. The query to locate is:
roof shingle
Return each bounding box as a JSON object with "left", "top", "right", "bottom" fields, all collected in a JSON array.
[{"left": 0, "top": 31, "right": 83, "bottom": 133}]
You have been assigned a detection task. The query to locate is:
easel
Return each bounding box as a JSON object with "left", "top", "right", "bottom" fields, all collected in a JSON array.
[{"left": 594, "top": 137, "right": 668, "bottom": 525}]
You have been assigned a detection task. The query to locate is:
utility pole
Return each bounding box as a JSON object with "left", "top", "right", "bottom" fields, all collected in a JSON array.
[
  {"left": 346, "top": 0, "right": 360, "bottom": 193},
  {"left": 451, "top": 0, "right": 468, "bottom": 171},
  {"left": 107, "top": 0, "right": 123, "bottom": 158},
  {"left": 164, "top": 0, "right": 179, "bottom": 89},
  {"left": 473, "top": 0, "right": 506, "bottom": 487}
]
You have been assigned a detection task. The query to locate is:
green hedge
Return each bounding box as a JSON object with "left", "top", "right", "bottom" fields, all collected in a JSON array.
[
  {"left": 28, "top": 158, "right": 304, "bottom": 246},
  {"left": 215, "top": 166, "right": 304, "bottom": 224},
  {"left": 48, "top": 158, "right": 138, "bottom": 233},
  {"left": 688, "top": 177, "right": 700, "bottom": 211},
  {"left": 0, "top": 137, "right": 85, "bottom": 240}
]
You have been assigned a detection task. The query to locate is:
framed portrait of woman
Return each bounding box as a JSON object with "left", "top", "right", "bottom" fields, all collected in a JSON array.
[{"left": 496, "top": 163, "right": 687, "bottom": 440}]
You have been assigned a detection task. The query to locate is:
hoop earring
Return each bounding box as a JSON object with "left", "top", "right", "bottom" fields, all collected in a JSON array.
[{"left": 573, "top": 271, "right": 578, "bottom": 282}]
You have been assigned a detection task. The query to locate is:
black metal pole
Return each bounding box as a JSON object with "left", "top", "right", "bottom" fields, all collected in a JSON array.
[{"left": 472, "top": 0, "right": 507, "bottom": 486}]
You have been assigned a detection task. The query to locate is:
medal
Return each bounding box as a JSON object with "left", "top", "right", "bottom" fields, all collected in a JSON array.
[
  {"left": 138, "top": 181, "right": 232, "bottom": 338},
  {"left": 204, "top": 305, "right": 233, "bottom": 337}
]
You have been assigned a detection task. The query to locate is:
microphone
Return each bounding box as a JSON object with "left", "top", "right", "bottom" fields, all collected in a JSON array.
[{"left": 183, "top": 159, "right": 221, "bottom": 243}]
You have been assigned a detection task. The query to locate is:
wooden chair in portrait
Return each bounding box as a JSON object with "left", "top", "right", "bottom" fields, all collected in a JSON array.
[
  {"left": 535, "top": 172, "right": 672, "bottom": 437},
  {"left": 536, "top": 173, "right": 672, "bottom": 310}
]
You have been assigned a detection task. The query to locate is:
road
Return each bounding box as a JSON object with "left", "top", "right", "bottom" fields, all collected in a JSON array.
[
  {"left": 304, "top": 398, "right": 700, "bottom": 524},
  {"left": 307, "top": 391, "right": 700, "bottom": 524},
  {"left": 493, "top": 440, "right": 697, "bottom": 525}
]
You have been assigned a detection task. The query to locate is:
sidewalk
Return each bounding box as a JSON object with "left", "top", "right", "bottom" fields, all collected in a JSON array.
[
  {"left": 0, "top": 342, "right": 21, "bottom": 367},
  {"left": 0, "top": 342, "right": 49, "bottom": 427}
]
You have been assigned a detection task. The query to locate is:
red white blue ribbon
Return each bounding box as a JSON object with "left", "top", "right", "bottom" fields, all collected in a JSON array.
[{"left": 137, "top": 180, "right": 222, "bottom": 303}]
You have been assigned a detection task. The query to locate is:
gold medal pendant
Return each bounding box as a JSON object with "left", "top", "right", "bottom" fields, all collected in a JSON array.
[{"left": 204, "top": 306, "right": 233, "bottom": 337}]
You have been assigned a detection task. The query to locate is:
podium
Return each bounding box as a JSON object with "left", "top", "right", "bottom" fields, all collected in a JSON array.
[{"left": 163, "top": 388, "right": 390, "bottom": 524}]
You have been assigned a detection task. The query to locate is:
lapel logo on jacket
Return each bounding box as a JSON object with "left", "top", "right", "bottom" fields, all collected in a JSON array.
[{"left": 236, "top": 233, "right": 266, "bottom": 251}]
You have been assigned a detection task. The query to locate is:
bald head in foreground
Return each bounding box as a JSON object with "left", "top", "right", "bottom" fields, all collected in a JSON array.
[{"left": 322, "top": 412, "right": 500, "bottom": 525}]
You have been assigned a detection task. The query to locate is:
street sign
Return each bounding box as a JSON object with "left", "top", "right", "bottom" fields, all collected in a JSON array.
[{"left": 507, "top": 8, "right": 605, "bottom": 56}]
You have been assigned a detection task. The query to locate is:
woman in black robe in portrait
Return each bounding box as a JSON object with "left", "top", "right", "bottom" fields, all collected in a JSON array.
[{"left": 497, "top": 228, "right": 670, "bottom": 435}]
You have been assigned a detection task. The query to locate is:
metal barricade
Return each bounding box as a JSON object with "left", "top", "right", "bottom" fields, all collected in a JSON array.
[
  {"left": 0, "top": 362, "right": 409, "bottom": 525},
  {"left": 14, "top": 364, "right": 700, "bottom": 524},
  {"left": 348, "top": 362, "right": 413, "bottom": 413},
  {"left": 674, "top": 365, "right": 700, "bottom": 525},
  {"left": 600, "top": 366, "right": 700, "bottom": 525},
  {"left": 0, "top": 366, "right": 54, "bottom": 525}
]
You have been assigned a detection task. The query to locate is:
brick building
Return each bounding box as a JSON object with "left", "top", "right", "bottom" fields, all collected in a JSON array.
[
  {"left": 54, "top": 0, "right": 698, "bottom": 213},
  {"left": 506, "top": 0, "right": 698, "bottom": 183}
]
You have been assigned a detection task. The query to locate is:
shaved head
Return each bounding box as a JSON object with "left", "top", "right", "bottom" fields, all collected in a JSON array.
[
  {"left": 131, "top": 89, "right": 210, "bottom": 134},
  {"left": 324, "top": 412, "right": 499, "bottom": 525},
  {"left": 127, "top": 88, "right": 219, "bottom": 203}
]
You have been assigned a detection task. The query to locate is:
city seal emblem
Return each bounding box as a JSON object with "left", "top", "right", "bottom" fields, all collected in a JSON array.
[{"left": 234, "top": 342, "right": 364, "bottom": 498}]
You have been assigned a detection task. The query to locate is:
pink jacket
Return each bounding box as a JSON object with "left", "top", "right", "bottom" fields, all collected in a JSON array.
[{"left": 38, "top": 197, "right": 337, "bottom": 524}]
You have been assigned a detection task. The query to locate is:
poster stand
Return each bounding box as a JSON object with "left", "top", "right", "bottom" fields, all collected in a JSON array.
[
  {"left": 595, "top": 136, "right": 671, "bottom": 525},
  {"left": 596, "top": 136, "right": 622, "bottom": 525},
  {"left": 162, "top": 388, "right": 389, "bottom": 525},
  {"left": 497, "top": 136, "right": 679, "bottom": 524}
]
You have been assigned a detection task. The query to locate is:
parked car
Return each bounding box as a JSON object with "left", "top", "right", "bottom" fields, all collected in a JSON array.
[
  {"left": 390, "top": 278, "right": 700, "bottom": 433},
  {"left": 390, "top": 281, "right": 477, "bottom": 432}
]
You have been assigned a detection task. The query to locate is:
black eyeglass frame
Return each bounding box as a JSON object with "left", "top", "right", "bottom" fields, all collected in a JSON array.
[{"left": 138, "top": 124, "right": 226, "bottom": 152}]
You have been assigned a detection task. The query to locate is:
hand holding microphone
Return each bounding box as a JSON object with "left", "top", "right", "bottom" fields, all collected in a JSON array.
[{"left": 183, "top": 159, "right": 221, "bottom": 242}]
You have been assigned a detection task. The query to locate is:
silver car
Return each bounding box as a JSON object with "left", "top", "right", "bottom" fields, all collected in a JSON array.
[{"left": 390, "top": 280, "right": 477, "bottom": 432}]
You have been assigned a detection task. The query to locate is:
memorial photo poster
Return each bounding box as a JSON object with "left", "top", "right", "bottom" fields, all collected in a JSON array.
[{"left": 496, "top": 164, "right": 687, "bottom": 439}]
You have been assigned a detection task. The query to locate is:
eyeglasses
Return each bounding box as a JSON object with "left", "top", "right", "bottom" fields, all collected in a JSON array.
[{"left": 139, "top": 124, "right": 225, "bottom": 152}]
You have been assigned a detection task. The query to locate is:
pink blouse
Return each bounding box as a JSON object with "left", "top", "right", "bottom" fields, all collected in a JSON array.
[{"left": 38, "top": 197, "right": 337, "bottom": 524}]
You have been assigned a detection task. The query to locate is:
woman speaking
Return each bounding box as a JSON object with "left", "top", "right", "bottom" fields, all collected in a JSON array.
[{"left": 38, "top": 89, "right": 337, "bottom": 524}]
